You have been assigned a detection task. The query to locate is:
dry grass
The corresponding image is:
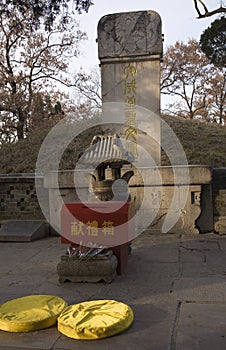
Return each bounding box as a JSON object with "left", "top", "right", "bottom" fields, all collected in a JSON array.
[
  {"left": 0, "top": 115, "right": 225, "bottom": 174},
  {"left": 161, "top": 114, "right": 226, "bottom": 167}
]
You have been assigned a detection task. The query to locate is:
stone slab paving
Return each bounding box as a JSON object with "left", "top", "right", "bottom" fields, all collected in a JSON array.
[
  {"left": 174, "top": 302, "right": 226, "bottom": 350},
  {"left": 0, "top": 327, "right": 60, "bottom": 350},
  {"left": 1, "top": 233, "right": 226, "bottom": 349}
]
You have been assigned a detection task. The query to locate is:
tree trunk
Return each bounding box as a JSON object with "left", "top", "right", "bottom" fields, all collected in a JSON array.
[{"left": 17, "top": 108, "right": 26, "bottom": 140}]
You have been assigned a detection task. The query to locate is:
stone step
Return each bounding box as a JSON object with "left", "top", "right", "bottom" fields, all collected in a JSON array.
[{"left": 0, "top": 220, "right": 48, "bottom": 242}]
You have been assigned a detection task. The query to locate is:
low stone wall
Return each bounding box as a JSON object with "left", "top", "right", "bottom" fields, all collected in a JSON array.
[
  {"left": 0, "top": 174, "right": 47, "bottom": 221},
  {"left": 0, "top": 168, "right": 226, "bottom": 236},
  {"left": 212, "top": 168, "right": 226, "bottom": 234}
]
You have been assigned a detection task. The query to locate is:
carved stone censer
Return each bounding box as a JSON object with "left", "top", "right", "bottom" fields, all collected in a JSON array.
[{"left": 79, "top": 134, "right": 134, "bottom": 201}]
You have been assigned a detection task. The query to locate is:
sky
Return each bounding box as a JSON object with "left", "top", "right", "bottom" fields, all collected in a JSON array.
[{"left": 75, "top": 0, "right": 220, "bottom": 72}]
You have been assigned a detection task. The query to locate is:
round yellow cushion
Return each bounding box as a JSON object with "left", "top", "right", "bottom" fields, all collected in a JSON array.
[
  {"left": 0, "top": 295, "right": 68, "bottom": 332},
  {"left": 57, "top": 299, "right": 134, "bottom": 340}
]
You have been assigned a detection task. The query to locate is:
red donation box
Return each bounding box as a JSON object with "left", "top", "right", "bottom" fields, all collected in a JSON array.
[{"left": 60, "top": 201, "right": 135, "bottom": 274}]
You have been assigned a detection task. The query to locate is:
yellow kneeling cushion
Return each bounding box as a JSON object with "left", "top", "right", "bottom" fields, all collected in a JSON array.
[
  {"left": 57, "top": 299, "right": 134, "bottom": 340},
  {"left": 0, "top": 295, "right": 67, "bottom": 332}
]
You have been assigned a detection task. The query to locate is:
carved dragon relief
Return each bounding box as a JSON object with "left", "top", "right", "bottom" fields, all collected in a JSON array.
[{"left": 98, "top": 10, "right": 163, "bottom": 59}]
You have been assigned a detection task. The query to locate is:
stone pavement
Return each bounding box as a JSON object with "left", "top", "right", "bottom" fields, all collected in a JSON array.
[{"left": 1, "top": 232, "right": 226, "bottom": 349}]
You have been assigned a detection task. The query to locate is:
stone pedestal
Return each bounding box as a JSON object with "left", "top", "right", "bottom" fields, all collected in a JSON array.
[
  {"left": 45, "top": 166, "right": 213, "bottom": 236},
  {"left": 215, "top": 218, "right": 226, "bottom": 234},
  {"left": 126, "top": 165, "right": 213, "bottom": 234},
  {"left": 57, "top": 250, "right": 118, "bottom": 283}
]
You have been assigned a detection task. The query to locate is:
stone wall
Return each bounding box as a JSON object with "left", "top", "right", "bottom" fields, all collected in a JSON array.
[
  {"left": 212, "top": 168, "right": 226, "bottom": 234},
  {"left": 0, "top": 174, "right": 47, "bottom": 221}
]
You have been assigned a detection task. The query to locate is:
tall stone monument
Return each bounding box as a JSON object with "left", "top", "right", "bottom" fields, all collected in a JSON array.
[
  {"left": 97, "top": 10, "right": 163, "bottom": 165},
  {"left": 44, "top": 9, "right": 213, "bottom": 242}
]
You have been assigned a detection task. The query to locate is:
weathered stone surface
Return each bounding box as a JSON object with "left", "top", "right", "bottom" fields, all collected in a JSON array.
[
  {"left": 212, "top": 168, "right": 226, "bottom": 235},
  {"left": 0, "top": 220, "right": 48, "bottom": 241},
  {"left": 175, "top": 302, "right": 226, "bottom": 350},
  {"left": 0, "top": 174, "right": 47, "bottom": 221},
  {"left": 0, "top": 327, "right": 60, "bottom": 350},
  {"left": 134, "top": 185, "right": 202, "bottom": 234},
  {"left": 97, "top": 11, "right": 163, "bottom": 59},
  {"left": 98, "top": 10, "right": 163, "bottom": 165},
  {"left": 215, "top": 216, "right": 226, "bottom": 234},
  {"left": 45, "top": 166, "right": 213, "bottom": 235},
  {"left": 125, "top": 166, "right": 212, "bottom": 186},
  {"left": 196, "top": 184, "right": 214, "bottom": 233},
  {"left": 57, "top": 250, "right": 118, "bottom": 283},
  {"left": 2, "top": 233, "right": 226, "bottom": 348}
]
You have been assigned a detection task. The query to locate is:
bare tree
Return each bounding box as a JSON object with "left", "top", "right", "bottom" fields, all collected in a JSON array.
[
  {"left": 193, "top": 0, "right": 226, "bottom": 18},
  {"left": 0, "top": 6, "right": 86, "bottom": 142},
  {"left": 206, "top": 67, "right": 226, "bottom": 124},
  {"left": 161, "top": 39, "right": 211, "bottom": 119},
  {"left": 161, "top": 39, "right": 226, "bottom": 123},
  {"left": 73, "top": 68, "right": 101, "bottom": 109}
]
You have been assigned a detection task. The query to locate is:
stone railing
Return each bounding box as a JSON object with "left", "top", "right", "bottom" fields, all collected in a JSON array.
[
  {"left": 44, "top": 166, "right": 214, "bottom": 235},
  {"left": 0, "top": 168, "right": 226, "bottom": 235},
  {"left": 212, "top": 168, "right": 226, "bottom": 234}
]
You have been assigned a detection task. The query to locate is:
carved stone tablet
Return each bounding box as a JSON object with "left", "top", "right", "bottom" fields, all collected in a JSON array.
[{"left": 98, "top": 10, "right": 163, "bottom": 59}]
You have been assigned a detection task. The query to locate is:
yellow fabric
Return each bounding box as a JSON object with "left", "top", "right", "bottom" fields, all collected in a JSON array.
[
  {"left": 57, "top": 299, "right": 134, "bottom": 340},
  {"left": 0, "top": 295, "right": 67, "bottom": 332}
]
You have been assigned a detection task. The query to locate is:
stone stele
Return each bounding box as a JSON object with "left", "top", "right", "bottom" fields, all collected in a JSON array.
[{"left": 97, "top": 10, "right": 163, "bottom": 165}]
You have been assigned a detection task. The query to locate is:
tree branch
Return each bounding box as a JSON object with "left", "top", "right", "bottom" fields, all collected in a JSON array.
[{"left": 194, "top": 0, "right": 226, "bottom": 18}]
